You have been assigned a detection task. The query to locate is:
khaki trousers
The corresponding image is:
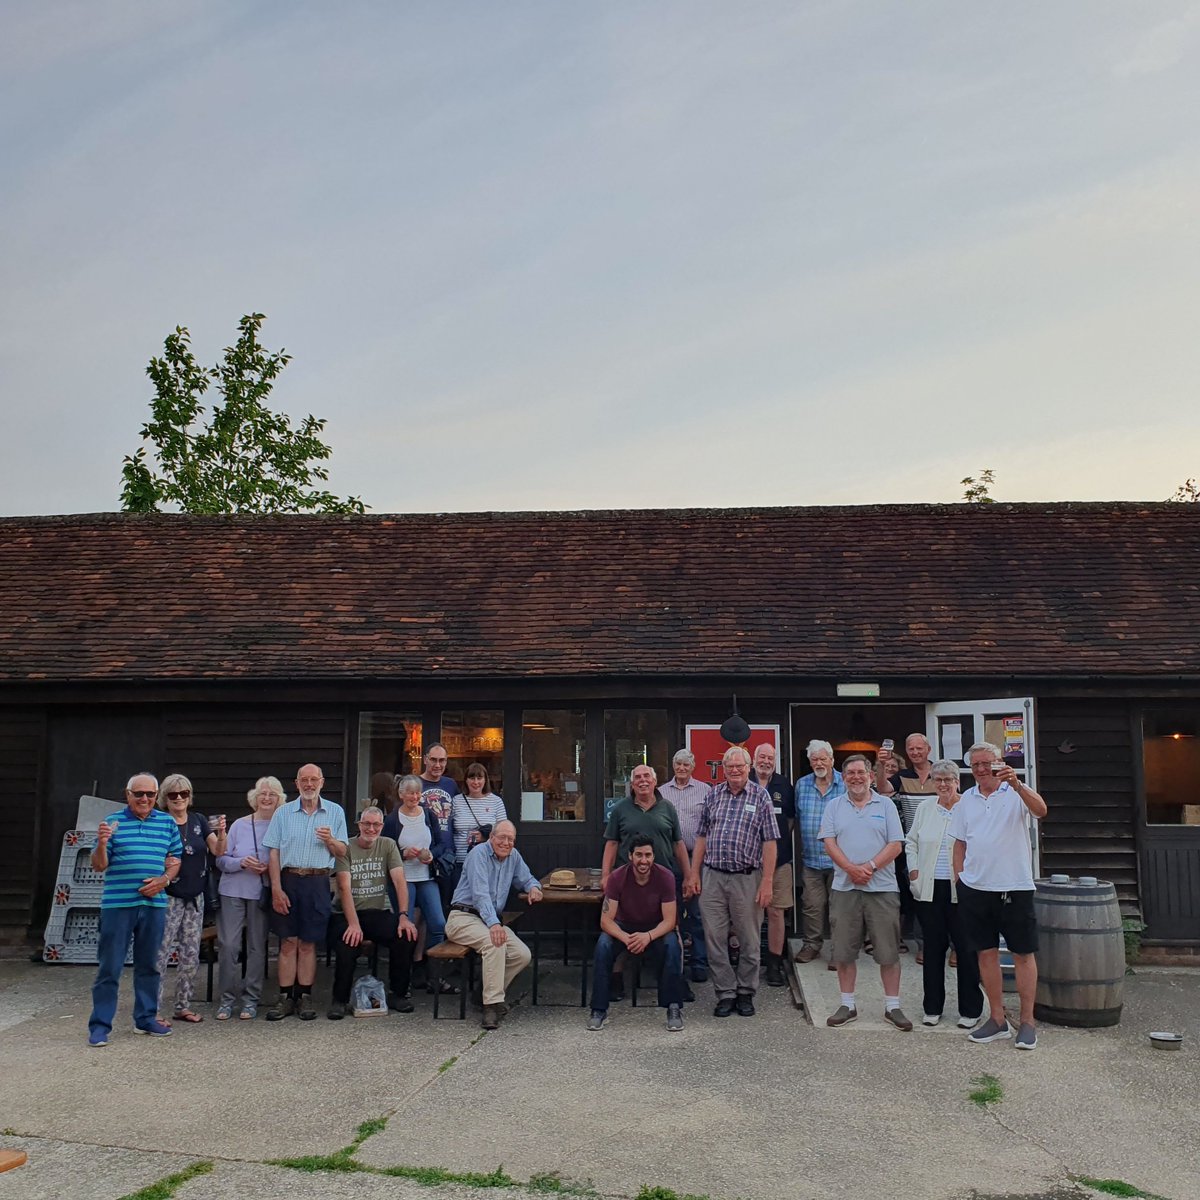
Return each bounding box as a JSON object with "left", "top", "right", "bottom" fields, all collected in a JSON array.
[
  {"left": 800, "top": 866, "right": 835, "bottom": 951},
  {"left": 698, "top": 867, "right": 763, "bottom": 999},
  {"left": 444, "top": 910, "right": 532, "bottom": 1006}
]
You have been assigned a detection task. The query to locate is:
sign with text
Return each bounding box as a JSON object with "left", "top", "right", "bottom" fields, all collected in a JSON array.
[{"left": 685, "top": 725, "right": 781, "bottom": 786}]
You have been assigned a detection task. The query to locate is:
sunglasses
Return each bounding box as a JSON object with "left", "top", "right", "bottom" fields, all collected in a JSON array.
[
  {"left": 166, "top": 790, "right": 191, "bottom": 800},
  {"left": 129, "top": 790, "right": 157, "bottom": 799}
]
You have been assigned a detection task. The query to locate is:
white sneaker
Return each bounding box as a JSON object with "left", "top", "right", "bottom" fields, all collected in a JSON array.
[
  {"left": 922, "top": 1013, "right": 940, "bottom": 1026},
  {"left": 958, "top": 1014, "right": 981, "bottom": 1029}
]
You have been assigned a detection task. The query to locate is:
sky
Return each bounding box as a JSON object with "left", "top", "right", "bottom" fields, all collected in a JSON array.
[{"left": 2, "top": 2, "right": 1199, "bottom": 517}]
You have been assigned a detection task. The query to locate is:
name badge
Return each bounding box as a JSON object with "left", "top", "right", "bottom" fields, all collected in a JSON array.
[{"left": 744, "top": 803, "right": 757, "bottom": 814}]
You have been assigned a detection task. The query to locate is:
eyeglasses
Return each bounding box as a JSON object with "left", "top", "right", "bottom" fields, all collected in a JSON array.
[
  {"left": 166, "top": 791, "right": 191, "bottom": 800},
  {"left": 129, "top": 790, "right": 157, "bottom": 799},
  {"left": 358, "top": 820, "right": 384, "bottom": 829}
]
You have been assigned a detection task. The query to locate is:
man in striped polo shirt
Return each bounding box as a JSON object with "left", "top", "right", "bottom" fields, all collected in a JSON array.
[
  {"left": 87, "top": 772, "right": 183, "bottom": 1046},
  {"left": 263, "top": 763, "right": 348, "bottom": 1021}
]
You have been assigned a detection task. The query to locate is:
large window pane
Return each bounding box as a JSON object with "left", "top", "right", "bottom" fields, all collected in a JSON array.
[
  {"left": 603, "top": 709, "right": 669, "bottom": 823},
  {"left": 440, "top": 709, "right": 504, "bottom": 794},
  {"left": 1143, "top": 710, "right": 1200, "bottom": 826},
  {"left": 357, "top": 712, "right": 422, "bottom": 804},
  {"left": 520, "top": 710, "right": 586, "bottom": 822}
]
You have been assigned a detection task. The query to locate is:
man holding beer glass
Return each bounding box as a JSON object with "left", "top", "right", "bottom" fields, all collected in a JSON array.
[{"left": 262, "top": 763, "right": 348, "bottom": 1021}]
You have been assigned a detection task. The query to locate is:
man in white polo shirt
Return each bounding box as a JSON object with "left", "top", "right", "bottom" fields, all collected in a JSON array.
[
  {"left": 818, "top": 754, "right": 910, "bottom": 1030},
  {"left": 950, "top": 741, "right": 1048, "bottom": 1050}
]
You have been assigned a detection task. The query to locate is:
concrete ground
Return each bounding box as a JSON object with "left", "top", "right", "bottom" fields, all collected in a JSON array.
[{"left": 0, "top": 948, "right": 1196, "bottom": 1200}]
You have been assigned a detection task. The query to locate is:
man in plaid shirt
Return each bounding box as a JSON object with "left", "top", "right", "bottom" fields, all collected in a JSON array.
[
  {"left": 794, "top": 739, "right": 845, "bottom": 966},
  {"left": 688, "top": 745, "right": 779, "bottom": 1018}
]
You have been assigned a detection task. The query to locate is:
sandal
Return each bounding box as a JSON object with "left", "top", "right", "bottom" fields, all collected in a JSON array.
[
  {"left": 239, "top": 1004, "right": 257, "bottom": 1020},
  {"left": 215, "top": 1003, "right": 233, "bottom": 1021},
  {"left": 174, "top": 1010, "right": 204, "bottom": 1023},
  {"left": 427, "top": 978, "right": 460, "bottom": 996},
  {"left": 915, "top": 949, "right": 924, "bottom": 965}
]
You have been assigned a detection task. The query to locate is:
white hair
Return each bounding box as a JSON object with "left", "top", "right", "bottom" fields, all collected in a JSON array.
[
  {"left": 358, "top": 805, "right": 384, "bottom": 821},
  {"left": 905, "top": 732, "right": 932, "bottom": 750},
  {"left": 966, "top": 741, "right": 1003, "bottom": 765},
  {"left": 672, "top": 749, "right": 695, "bottom": 767},
  {"left": 930, "top": 759, "right": 960, "bottom": 779},
  {"left": 806, "top": 740, "right": 833, "bottom": 760},
  {"left": 126, "top": 772, "right": 158, "bottom": 792},
  {"left": 722, "top": 746, "right": 751, "bottom": 765}
]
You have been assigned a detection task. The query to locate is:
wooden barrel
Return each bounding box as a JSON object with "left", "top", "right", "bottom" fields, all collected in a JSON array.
[{"left": 1033, "top": 878, "right": 1125, "bottom": 1027}]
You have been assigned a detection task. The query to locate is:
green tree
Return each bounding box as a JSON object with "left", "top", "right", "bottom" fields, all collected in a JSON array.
[
  {"left": 120, "top": 313, "right": 365, "bottom": 514},
  {"left": 961, "top": 468, "right": 995, "bottom": 503},
  {"left": 1169, "top": 478, "right": 1199, "bottom": 502}
]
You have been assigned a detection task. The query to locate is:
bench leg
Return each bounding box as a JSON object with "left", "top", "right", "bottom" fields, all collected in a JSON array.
[{"left": 459, "top": 958, "right": 467, "bottom": 1020}]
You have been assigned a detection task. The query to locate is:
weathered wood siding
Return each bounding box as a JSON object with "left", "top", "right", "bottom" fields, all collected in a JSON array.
[
  {"left": 0, "top": 709, "right": 45, "bottom": 938},
  {"left": 1036, "top": 700, "right": 1138, "bottom": 910}
]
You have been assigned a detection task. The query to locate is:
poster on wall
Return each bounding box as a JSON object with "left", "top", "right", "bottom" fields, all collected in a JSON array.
[{"left": 685, "top": 725, "right": 781, "bottom": 786}]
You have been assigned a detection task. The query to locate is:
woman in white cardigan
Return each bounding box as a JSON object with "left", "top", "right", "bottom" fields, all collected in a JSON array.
[{"left": 906, "top": 759, "right": 983, "bottom": 1028}]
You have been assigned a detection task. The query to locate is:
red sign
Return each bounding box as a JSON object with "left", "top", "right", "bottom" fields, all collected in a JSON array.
[{"left": 685, "top": 725, "right": 781, "bottom": 786}]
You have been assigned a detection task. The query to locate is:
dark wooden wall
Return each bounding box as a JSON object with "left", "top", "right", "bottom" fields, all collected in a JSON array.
[
  {"left": 0, "top": 709, "right": 46, "bottom": 940},
  {"left": 1036, "top": 699, "right": 1138, "bottom": 909}
]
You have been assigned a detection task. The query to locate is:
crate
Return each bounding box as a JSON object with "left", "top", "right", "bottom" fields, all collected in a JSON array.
[{"left": 42, "top": 905, "right": 133, "bottom": 965}]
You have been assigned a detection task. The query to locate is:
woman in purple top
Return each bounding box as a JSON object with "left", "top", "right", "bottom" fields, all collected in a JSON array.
[
  {"left": 154, "top": 773, "right": 227, "bottom": 1024},
  {"left": 214, "top": 776, "right": 283, "bottom": 1020}
]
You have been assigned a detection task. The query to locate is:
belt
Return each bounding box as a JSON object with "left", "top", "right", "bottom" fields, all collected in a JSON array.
[
  {"left": 283, "top": 867, "right": 330, "bottom": 877},
  {"left": 706, "top": 865, "right": 756, "bottom": 875},
  {"left": 450, "top": 903, "right": 482, "bottom": 919}
]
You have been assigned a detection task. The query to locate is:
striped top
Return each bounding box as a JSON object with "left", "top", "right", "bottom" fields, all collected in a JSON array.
[
  {"left": 261, "top": 796, "right": 348, "bottom": 869},
  {"left": 100, "top": 807, "right": 184, "bottom": 909}
]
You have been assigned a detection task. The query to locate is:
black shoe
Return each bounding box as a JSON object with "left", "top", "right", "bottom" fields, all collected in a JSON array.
[
  {"left": 610, "top": 985, "right": 626, "bottom": 1004},
  {"left": 327, "top": 1002, "right": 347, "bottom": 1021},
  {"left": 681, "top": 982, "right": 696, "bottom": 1003},
  {"left": 765, "top": 955, "right": 785, "bottom": 987},
  {"left": 714, "top": 997, "right": 736, "bottom": 1018},
  {"left": 735, "top": 994, "right": 756, "bottom": 1017},
  {"left": 690, "top": 966, "right": 709, "bottom": 983},
  {"left": 388, "top": 992, "right": 415, "bottom": 1014}
]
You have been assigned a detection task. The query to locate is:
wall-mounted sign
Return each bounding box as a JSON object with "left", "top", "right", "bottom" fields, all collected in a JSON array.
[{"left": 685, "top": 725, "right": 781, "bottom": 786}]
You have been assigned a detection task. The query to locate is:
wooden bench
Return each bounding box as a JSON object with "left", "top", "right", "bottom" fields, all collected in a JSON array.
[{"left": 427, "top": 910, "right": 524, "bottom": 1020}]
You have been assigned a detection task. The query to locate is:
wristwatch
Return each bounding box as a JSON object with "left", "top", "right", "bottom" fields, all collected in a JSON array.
[{"left": 398, "top": 910, "right": 410, "bottom": 918}]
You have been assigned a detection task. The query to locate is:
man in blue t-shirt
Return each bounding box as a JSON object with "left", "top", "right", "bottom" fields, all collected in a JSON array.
[
  {"left": 87, "top": 772, "right": 183, "bottom": 1046},
  {"left": 587, "top": 835, "right": 685, "bottom": 1033},
  {"left": 420, "top": 742, "right": 460, "bottom": 903}
]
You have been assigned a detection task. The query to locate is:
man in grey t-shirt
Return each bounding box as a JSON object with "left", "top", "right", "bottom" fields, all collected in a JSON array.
[{"left": 817, "top": 754, "right": 910, "bottom": 1031}]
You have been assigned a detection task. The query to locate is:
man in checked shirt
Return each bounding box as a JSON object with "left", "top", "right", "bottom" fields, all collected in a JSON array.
[{"left": 687, "top": 745, "right": 779, "bottom": 1018}]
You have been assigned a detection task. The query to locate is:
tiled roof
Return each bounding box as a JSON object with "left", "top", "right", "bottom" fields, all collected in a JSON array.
[{"left": 0, "top": 504, "right": 1197, "bottom": 682}]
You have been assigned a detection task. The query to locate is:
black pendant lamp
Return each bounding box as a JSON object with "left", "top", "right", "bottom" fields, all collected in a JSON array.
[{"left": 719, "top": 696, "right": 751, "bottom": 746}]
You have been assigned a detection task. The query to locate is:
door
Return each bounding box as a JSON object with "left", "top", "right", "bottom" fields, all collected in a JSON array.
[{"left": 926, "top": 697, "right": 1039, "bottom": 877}]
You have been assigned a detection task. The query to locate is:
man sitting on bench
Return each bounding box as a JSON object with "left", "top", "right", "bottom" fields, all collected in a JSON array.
[
  {"left": 445, "top": 821, "right": 543, "bottom": 1030},
  {"left": 587, "top": 834, "right": 685, "bottom": 1033},
  {"left": 328, "top": 806, "right": 418, "bottom": 1019}
]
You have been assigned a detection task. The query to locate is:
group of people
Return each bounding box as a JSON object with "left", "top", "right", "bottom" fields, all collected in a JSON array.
[{"left": 85, "top": 732, "right": 1047, "bottom": 1051}]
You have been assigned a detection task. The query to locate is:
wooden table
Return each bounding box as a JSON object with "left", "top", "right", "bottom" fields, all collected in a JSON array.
[{"left": 531, "top": 867, "right": 604, "bottom": 1006}]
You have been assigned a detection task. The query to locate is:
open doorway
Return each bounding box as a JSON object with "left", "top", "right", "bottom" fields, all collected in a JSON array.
[{"left": 788, "top": 703, "right": 926, "bottom": 779}]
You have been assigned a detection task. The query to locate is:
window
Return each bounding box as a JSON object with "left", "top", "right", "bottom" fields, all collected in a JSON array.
[
  {"left": 356, "top": 712, "right": 423, "bottom": 803},
  {"left": 1143, "top": 710, "right": 1200, "bottom": 826},
  {"left": 603, "top": 709, "right": 669, "bottom": 822},
  {"left": 440, "top": 709, "right": 504, "bottom": 793},
  {"left": 520, "top": 709, "right": 586, "bottom": 822}
]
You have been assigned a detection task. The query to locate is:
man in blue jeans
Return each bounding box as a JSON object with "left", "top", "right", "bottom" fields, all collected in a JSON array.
[
  {"left": 587, "top": 835, "right": 685, "bottom": 1032},
  {"left": 88, "top": 772, "right": 183, "bottom": 1046}
]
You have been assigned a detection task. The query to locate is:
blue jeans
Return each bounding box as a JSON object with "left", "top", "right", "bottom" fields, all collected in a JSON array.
[
  {"left": 590, "top": 928, "right": 684, "bottom": 1013},
  {"left": 410, "top": 878, "right": 446, "bottom": 948},
  {"left": 89, "top": 904, "right": 167, "bottom": 1036}
]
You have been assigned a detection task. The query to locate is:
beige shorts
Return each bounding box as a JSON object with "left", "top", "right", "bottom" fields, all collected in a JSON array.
[
  {"left": 829, "top": 889, "right": 901, "bottom": 966},
  {"left": 770, "top": 862, "right": 794, "bottom": 910}
]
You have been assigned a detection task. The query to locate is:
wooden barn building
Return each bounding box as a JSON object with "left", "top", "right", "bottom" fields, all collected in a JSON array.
[{"left": 1, "top": 502, "right": 1197, "bottom": 952}]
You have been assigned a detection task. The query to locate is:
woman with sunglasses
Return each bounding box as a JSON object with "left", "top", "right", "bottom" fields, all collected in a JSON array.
[{"left": 153, "top": 774, "right": 227, "bottom": 1024}]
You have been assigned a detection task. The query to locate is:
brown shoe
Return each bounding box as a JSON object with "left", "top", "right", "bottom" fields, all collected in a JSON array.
[
  {"left": 826, "top": 1005, "right": 857, "bottom": 1027},
  {"left": 481, "top": 1005, "right": 501, "bottom": 1030},
  {"left": 949, "top": 950, "right": 958, "bottom": 968},
  {"left": 794, "top": 945, "right": 820, "bottom": 964},
  {"left": 827, "top": 960, "right": 838, "bottom": 971},
  {"left": 885, "top": 1008, "right": 913, "bottom": 1032}
]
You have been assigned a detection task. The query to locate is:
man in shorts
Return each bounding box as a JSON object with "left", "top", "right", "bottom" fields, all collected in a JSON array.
[
  {"left": 950, "top": 741, "right": 1048, "bottom": 1050},
  {"left": 818, "top": 754, "right": 911, "bottom": 1030},
  {"left": 263, "top": 763, "right": 348, "bottom": 1021}
]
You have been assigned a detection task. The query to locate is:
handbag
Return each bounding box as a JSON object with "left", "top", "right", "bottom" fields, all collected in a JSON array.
[
  {"left": 251, "top": 819, "right": 272, "bottom": 911},
  {"left": 461, "top": 795, "right": 493, "bottom": 848}
]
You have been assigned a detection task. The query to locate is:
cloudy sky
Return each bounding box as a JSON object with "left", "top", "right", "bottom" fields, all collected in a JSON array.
[{"left": 3, "top": 2, "right": 1198, "bottom": 517}]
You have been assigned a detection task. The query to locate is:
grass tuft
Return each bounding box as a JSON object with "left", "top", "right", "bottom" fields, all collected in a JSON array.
[
  {"left": 116, "top": 1161, "right": 214, "bottom": 1200},
  {"left": 528, "top": 1170, "right": 599, "bottom": 1195},
  {"left": 968, "top": 1073, "right": 1003, "bottom": 1106},
  {"left": 438, "top": 1055, "right": 459, "bottom": 1074},
  {"left": 634, "top": 1187, "right": 711, "bottom": 1200},
  {"left": 376, "top": 1164, "right": 516, "bottom": 1188},
  {"left": 1075, "top": 1178, "right": 1165, "bottom": 1199}
]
